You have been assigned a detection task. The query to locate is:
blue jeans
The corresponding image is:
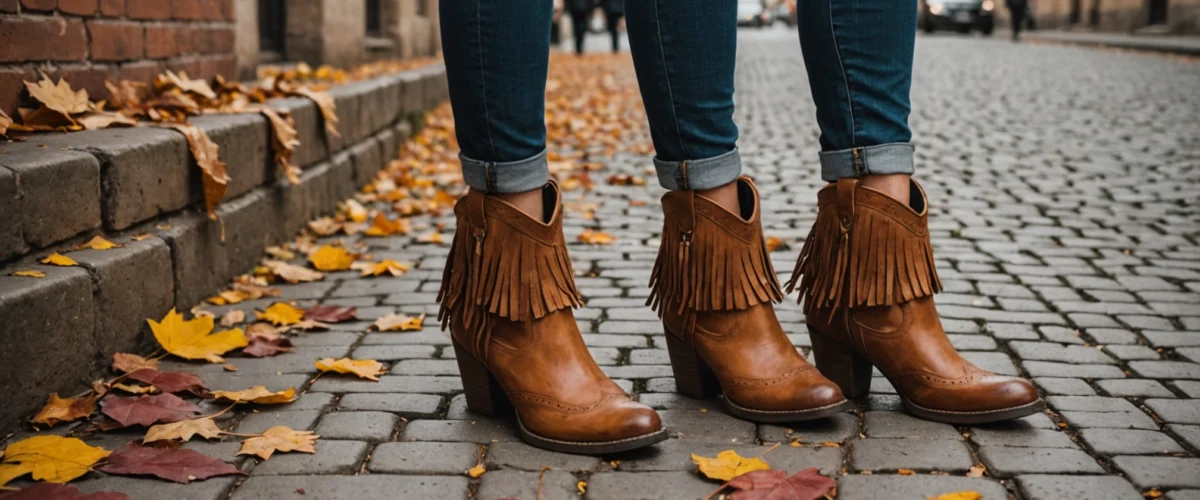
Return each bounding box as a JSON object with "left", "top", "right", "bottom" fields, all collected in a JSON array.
[{"left": 439, "top": 0, "right": 916, "bottom": 193}]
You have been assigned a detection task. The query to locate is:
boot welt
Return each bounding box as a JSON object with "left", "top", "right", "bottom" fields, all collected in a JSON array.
[
  {"left": 902, "top": 397, "right": 1046, "bottom": 425},
  {"left": 722, "top": 396, "right": 856, "bottom": 424},
  {"left": 515, "top": 416, "right": 668, "bottom": 455}
]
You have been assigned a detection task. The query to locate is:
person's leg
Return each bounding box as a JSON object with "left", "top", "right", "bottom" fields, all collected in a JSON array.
[
  {"left": 797, "top": 0, "right": 916, "bottom": 203},
  {"left": 606, "top": 12, "right": 621, "bottom": 52},
  {"left": 1011, "top": 10, "right": 1024, "bottom": 40},
  {"left": 627, "top": 0, "right": 851, "bottom": 423},
  {"left": 437, "top": 0, "right": 665, "bottom": 453},
  {"left": 570, "top": 10, "right": 589, "bottom": 55}
]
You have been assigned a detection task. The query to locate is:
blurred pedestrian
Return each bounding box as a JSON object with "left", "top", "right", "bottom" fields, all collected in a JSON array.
[
  {"left": 605, "top": 0, "right": 624, "bottom": 53},
  {"left": 567, "top": 0, "right": 593, "bottom": 55},
  {"left": 1008, "top": 0, "right": 1028, "bottom": 41},
  {"left": 437, "top": 0, "right": 1045, "bottom": 456}
]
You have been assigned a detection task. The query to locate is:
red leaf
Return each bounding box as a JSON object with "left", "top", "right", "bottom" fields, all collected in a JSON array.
[
  {"left": 99, "top": 393, "right": 202, "bottom": 428},
  {"left": 126, "top": 369, "right": 207, "bottom": 395},
  {"left": 0, "top": 484, "right": 131, "bottom": 500},
  {"left": 97, "top": 443, "right": 245, "bottom": 484},
  {"left": 242, "top": 336, "right": 294, "bottom": 358},
  {"left": 303, "top": 305, "right": 357, "bottom": 323},
  {"left": 729, "top": 468, "right": 836, "bottom": 500}
]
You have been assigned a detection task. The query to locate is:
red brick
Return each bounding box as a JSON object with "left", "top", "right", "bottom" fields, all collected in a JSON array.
[
  {"left": 58, "top": 0, "right": 99, "bottom": 15},
  {"left": 0, "top": 67, "right": 37, "bottom": 116},
  {"left": 208, "top": 26, "right": 234, "bottom": 54},
  {"left": 145, "top": 25, "right": 180, "bottom": 58},
  {"left": 198, "top": 54, "right": 234, "bottom": 80},
  {"left": 117, "top": 60, "right": 161, "bottom": 85},
  {"left": 87, "top": 20, "right": 144, "bottom": 61},
  {"left": 99, "top": 0, "right": 124, "bottom": 16},
  {"left": 218, "top": 0, "right": 231, "bottom": 20},
  {"left": 0, "top": 17, "right": 87, "bottom": 62},
  {"left": 170, "top": 0, "right": 202, "bottom": 19},
  {"left": 0, "top": 0, "right": 19, "bottom": 13},
  {"left": 165, "top": 57, "right": 201, "bottom": 78},
  {"left": 19, "top": 0, "right": 56, "bottom": 11},
  {"left": 47, "top": 64, "right": 116, "bottom": 105},
  {"left": 126, "top": 0, "right": 168, "bottom": 19}
]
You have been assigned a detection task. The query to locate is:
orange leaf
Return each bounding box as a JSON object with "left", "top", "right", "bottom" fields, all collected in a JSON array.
[
  {"left": 691, "top": 450, "right": 769, "bottom": 481},
  {"left": 168, "top": 124, "right": 228, "bottom": 219},
  {"left": 40, "top": 253, "right": 78, "bottom": 266},
  {"left": 308, "top": 245, "right": 355, "bottom": 271},
  {"left": 10, "top": 270, "right": 45, "bottom": 278},
  {"left": 259, "top": 107, "right": 300, "bottom": 184},
  {"left": 30, "top": 393, "right": 96, "bottom": 427},
  {"left": 74, "top": 235, "right": 124, "bottom": 250},
  {"left": 372, "top": 313, "right": 424, "bottom": 331},
  {"left": 255, "top": 302, "right": 304, "bottom": 326},
  {"left": 578, "top": 229, "right": 616, "bottom": 245},
  {"left": 236, "top": 426, "right": 318, "bottom": 461}
]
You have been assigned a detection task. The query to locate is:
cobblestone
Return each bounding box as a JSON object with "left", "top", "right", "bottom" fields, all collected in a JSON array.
[
  {"left": 977, "top": 446, "right": 1105, "bottom": 476},
  {"left": 366, "top": 441, "right": 479, "bottom": 474},
  {"left": 1016, "top": 474, "right": 1143, "bottom": 500}
]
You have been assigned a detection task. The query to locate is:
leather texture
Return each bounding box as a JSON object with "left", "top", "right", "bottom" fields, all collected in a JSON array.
[
  {"left": 795, "top": 179, "right": 1040, "bottom": 414},
  {"left": 439, "top": 181, "right": 662, "bottom": 443},
  {"left": 652, "top": 177, "right": 847, "bottom": 412}
]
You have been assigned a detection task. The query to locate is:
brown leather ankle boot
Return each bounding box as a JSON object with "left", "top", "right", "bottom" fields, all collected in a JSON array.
[
  {"left": 789, "top": 178, "right": 1044, "bottom": 424},
  {"left": 650, "top": 176, "right": 852, "bottom": 423},
  {"left": 438, "top": 181, "right": 666, "bottom": 454}
]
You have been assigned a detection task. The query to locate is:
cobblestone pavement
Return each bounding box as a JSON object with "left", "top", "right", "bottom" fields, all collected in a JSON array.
[{"left": 21, "top": 29, "right": 1200, "bottom": 500}]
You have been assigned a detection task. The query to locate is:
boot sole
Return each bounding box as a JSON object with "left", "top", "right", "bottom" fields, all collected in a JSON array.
[
  {"left": 516, "top": 416, "right": 668, "bottom": 455},
  {"left": 723, "top": 396, "right": 856, "bottom": 423},
  {"left": 903, "top": 397, "right": 1047, "bottom": 425}
]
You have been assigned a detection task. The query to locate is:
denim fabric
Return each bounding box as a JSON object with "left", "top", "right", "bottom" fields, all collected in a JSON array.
[
  {"left": 439, "top": 0, "right": 553, "bottom": 193},
  {"left": 798, "top": 0, "right": 918, "bottom": 181}
]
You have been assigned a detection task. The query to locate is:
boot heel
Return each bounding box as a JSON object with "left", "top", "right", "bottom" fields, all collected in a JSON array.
[
  {"left": 665, "top": 333, "right": 722, "bottom": 399},
  {"left": 453, "top": 341, "right": 512, "bottom": 417},
  {"left": 808, "top": 328, "right": 873, "bottom": 398}
]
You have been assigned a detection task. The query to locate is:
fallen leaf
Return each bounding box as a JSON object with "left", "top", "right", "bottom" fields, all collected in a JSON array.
[
  {"left": 149, "top": 308, "right": 248, "bottom": 363},
  {"left": 315, "top": 358, "right": 386, "bottom": 381},
  {"left": 307, "top": 217, "right": 341, "bottom": 236},
  {"left": 223, "top": 364, "right": 238, "bottom": 372},
  {"left": 303, "top": 305, "right": 358, "bottom": 323},
  {"left": 727, "top": 468, "right": 836, "bottom": 500},
  {"left": 219, "top": 310, "right": 245, "bottom": 327},
  {"left": 926, "top": 492, "right": 983, "bottom": 500},
  {"left": 30, "top": 393, "right": 96, "bottom": 427},
  {"left": 132, "top": 233, "right": 153, "bottom": 241},
  {"left": 75, "top": 110, "right": 137, "bottom": 130},
  {"left": 265, "top": 260, "right": 326, "bottom": 283},
  {"left": 281, "top": 319, "right": 330, "bottom": 333},
  {"left": 99, "top": 393, "right": 202, "bottom": 427},
  {"left": 39, "top": 253, "right": 78, "bottom": 266},
  {"left": 0, "top": 435, "right": 110, "bottom": 484},
  {"left": 25, "top": 75, "right": 89, "bottom": 117},
  {"left": 125, "top": 369, "right": 207, "bottom": 395},
  {"left": 143, "top": 417, "right": 222, "bottom": 443},
  {"left": 691, "top": 450, "right": 770, "bottom": 481},
  {"left": 236, "top": 426, "right": 318, "bottom": 460},
  {"left": 245, "top": 322, "right": 282, "bottom": 340},
  {"left": 161, "top": 70, "right": 217, "bottom": 99},
  {"left": 363, "top": 213, "right": 411, "bottom": 237},
  {"left": 605, "top": 173, "right": 645, "bottom": 186},
  {"left": 74, "top": 235, "right": 123, "bottom": 250},
  {"left": 9, "top": 270, "right": 45, "bottom": 278},
  {"left": 256, "top": 302, "right": 304, "bottom": 326},
  {"left": 578, "top": 229, "right": 616, "bottom": 245},
  {"left": 242, "top": 336, "right": 294, "bottom": 358},
  {"left": 0, "top": 483, "right": 130, "bottom": 499},
  {"left": 168, "top": 124, "right": 228, "bottom": 219},
  {"left": 577, "top": 480, "right": 587, "bottom": 494},
  {"left": 372, "top": 313, "right": 424, "bottom": 331},
  {"left": 467, "top": 463, "right": 485, "bottom": 478},
  {"left": 415, "top": 231, "right": 444, "bottom": 244},
  {"left": 97, "top": 443, "right": 243, "bottom": 484},
  {"left": 292, "top": 87, "right": 339, "bottom": 137},
  {"left": 259, "top": 107, "right": 301, "bottom": 184},
  {"left": 211, "top": 386, "right": 297, "bottom": 405},
  {"left": 354, "top": 259, "right": 409, "bottom": 277},
  {"left": 0, "top": 109, "right": 11, "bottom": 137},
  {"left": 112, "top": 353, "right": 158, "bottom": 373},
  {"left": 110, "top": 383, "right": 157, "bottom": 395},
  {"left": 1144, "top": 489, "right": 1164, "bottom": 499},
  {"left": 309, "top": 245, "right": 355, "bottom": 271},
  {"left": 898, "top": 469, "right": 916, "bottom": 475},
  {"left": 344, "top": 199, "right": 368, "bottom": 223},
  {"left": 966, "top": 465, "right": 985, "bottom": 478},
  {"left": 765, "top": 236, "right": 787, "bottom": 252}
]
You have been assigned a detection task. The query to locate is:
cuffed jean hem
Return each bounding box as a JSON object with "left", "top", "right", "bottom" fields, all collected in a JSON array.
[
  {"left": 653, "top": 148, "right": 742, "bottom": 191},
  {"left": 460, "top": 149, "right": 550, "bottom": 193},
  {"left": 819, "top": 143, "right": 916, "bottom": 182}
]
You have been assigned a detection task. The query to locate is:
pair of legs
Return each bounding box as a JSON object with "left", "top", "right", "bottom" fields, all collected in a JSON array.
[
  {"left": 438, "top": 0, "right": 1043, "bottom": 455},
  {"left": 567, "top": 8, "right": 623, "bottom": 54}
]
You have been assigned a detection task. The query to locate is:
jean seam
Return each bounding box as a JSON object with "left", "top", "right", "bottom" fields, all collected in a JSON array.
[
  {"left": 474, "top": 0, "right": 498, "bottom": 159},
  {"left": 826, "top": 0, "right": 857, "bottom": 149},
  {"left": 651, "top": 0, "right": 690, "bottom": 160}
]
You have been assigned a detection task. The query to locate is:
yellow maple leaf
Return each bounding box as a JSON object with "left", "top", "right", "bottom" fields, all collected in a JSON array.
[
  {"left": 10, "top": 270, "right": 45, "bottom": 278},
  {"left": 309, "top": 245, "right": 355, "bottom": 271},
  {"left": 364, "top": 213, "right": 411, "bottom": 237},
  {"left": 30, "top": 393, "right": 96, "bottom": 427},
  {"left": 75, "top": 235, "right": 124, "bottom": 251},
  {"left": 315, "top": 358, "right": 386, "bottom": 381},
  {"left": 211, "top": 386, "right": 297, "bottom": 405},
  {"left": 256, "top": 302, "right": 304, "bottom": 326},
  {"left": 236, "top": 426, "right": 318, "bottom": 460},
  {"left": 24, "top": 75, "right": 89, "bottom": 118},
  {"left": 578, "top": 229, "right": 617, "bottom": 245},
  {"left": 927, "top": 492, "right": 983, "bottom": 500},
  {"left": 40, "top": 253, "right": 78, "bottom": 267},
  {"left": 148, "top": 308, "right": 248, "bottom": 363},
  {"left": 0, "top": 435, "right": 110, "bottom": 485},
  {"left": 144, "top": 417, "right": 222, "bottom": 443},
  {"left": 355, "top": 259, "right": 409, "bottom": 277},
  {"left": 691, "top": 450, "right": 770, "bottom": 481},
  {"left": 372, "top": 313, "right": 424, "bottom": 331},
  {"left": 467, "top": 463, "right": 486, "bottom": 478}
]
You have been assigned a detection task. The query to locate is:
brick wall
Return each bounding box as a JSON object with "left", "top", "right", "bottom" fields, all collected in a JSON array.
[{"left": 0, "top": 0, "right": 237, "bottom": 116}]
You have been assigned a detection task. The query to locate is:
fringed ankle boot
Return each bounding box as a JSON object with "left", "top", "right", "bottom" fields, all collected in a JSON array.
[
  {"left": 650, "top": 176, "right": 852, "bottom": 423},
  {"left": 790, "top": 178, "right": 1044, "bottom": 424},
  {"left": 439, "top": 181, "right": 666, "bottom": 454}
]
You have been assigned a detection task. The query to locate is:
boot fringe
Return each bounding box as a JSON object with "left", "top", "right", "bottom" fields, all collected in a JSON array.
[
  {"left": 786, "top": 188, "right": 942, "bottom": 316},
  {"left": 648, "top": 204, "right": 783, "bottom": 315}
]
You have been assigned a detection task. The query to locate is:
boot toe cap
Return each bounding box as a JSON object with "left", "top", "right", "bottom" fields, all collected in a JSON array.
[
  {"left": 611, "top": 401, "right": 664, "bottom": 438},
  {"left": 987, "top": 375, "right": 1041, "bottom": 408}
]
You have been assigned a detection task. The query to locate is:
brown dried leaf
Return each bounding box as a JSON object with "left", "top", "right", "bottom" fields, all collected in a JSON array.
[
  {"left": 219, "top": 309, "right": 245, "bottom": 327},
  {"left": 211, "top": 386, "right": 297, "bottom": 405},
  {"left": 168, "top": 124, "right": 228, "bottom": 219},
  {"left": 236, "top": 426, "right": 318, "bottom": 460},
  {"left": 372, "top": 313, "right": 424, "bottom": 332},
  {"left": 314, "top": 358, "right": 386, "bottom": 381},
  {"left": 97, "top": 443, "right": 243, "bottom": 484},
  {"left": 292, "top": 87, "right": 339, "bottom": 137},
  {"left": 259, "top": 107, "right": 301, "bottom": 184},
  {"left": 143, "top": 417, "right": 222, "bottom": 443},
  {"left": 76, "top": 111, "right": 137, "bottom": 130},
  {"left": 30, "top": 393, "right": 96, "bottom": 427},
  {"left": 112, "top": 352, "right": 158, "bottom": 373},
  {"left": 265, "top": 260, "right": 326, "bottom": 283},
  {"left": 303, "top": 305, "right": 358, "bottom": 323},
  {"left": 25, "top": 75, "right": 89, "bottom": 117},
  {"left": 242, "top": 336, "right": 293, "bottom": 358},
  {"left": 578, "top": 229, "right": 616, "bottom": 245}
]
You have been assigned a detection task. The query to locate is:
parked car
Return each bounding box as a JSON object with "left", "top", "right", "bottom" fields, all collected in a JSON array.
[
  {"left": 919, "top": 0, "right": 995, "bottom": 35},
  {"left": 737, "top": 0, "right": 771, "bottom": 27}
]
